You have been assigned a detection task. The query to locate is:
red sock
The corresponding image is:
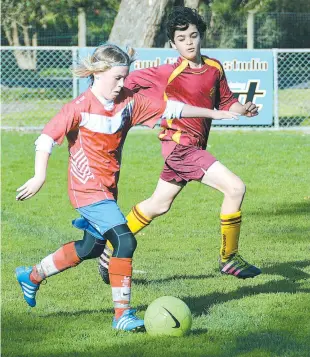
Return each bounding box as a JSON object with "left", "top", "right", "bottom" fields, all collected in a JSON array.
[
  {"left": 30, "top": 242, "right": 81, "bottom": 282},
  {"left": 109, "top": 257, "right": 132, "bottom": 318},
  {"left": 30, "top": 266, "right": 44, "bottom": 284}
]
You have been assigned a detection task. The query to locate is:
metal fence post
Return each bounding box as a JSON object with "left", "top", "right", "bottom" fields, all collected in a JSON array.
[
  {"left": 247, "top": 11, "right": 256, "bottom": 49},
  {"left": 72, "top": 47, "right": 78, "bottom": 99},
  {"left": 273, "top": 48, "right": 279, "bottom": 129}
]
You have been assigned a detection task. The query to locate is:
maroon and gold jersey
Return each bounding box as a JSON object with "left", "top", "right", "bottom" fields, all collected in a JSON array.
[
  {"left": 126, "top": 56, "right": 238, "bottom": 157},
  {"left": 42, "top": 88, "right": 166, "bottom": 208}
]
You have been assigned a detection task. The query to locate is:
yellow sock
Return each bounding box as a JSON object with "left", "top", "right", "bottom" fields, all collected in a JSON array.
[
  {"left": 106, "top": 240, "right": 113, "bottom": 252},
  {"left": 220, "top": 211, "right": 241, "bottom": 261},
  {"left": 126, "top": 205, "right": 152, "bottom": 234}
]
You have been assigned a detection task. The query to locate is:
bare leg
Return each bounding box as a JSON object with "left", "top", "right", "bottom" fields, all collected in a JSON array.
[
  {"left": 201, "top": 161, "right": 246, "bottom": 214},
  {"left": 201, "top": 161, "right": 260, "bottom": 278},
  {"left": 138, "top": 178, "right": 184, "bottom": 218},
  {"left": 98, "top": 179, "right": 184, "bottom": 284}
]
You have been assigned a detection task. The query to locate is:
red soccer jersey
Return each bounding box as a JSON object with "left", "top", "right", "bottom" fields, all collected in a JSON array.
[
  {"left": 42, "top": 88, "right": 166, "bottom": 208},
  {"left": 126, "top": 56, "right": 238, "bottom": 157}
]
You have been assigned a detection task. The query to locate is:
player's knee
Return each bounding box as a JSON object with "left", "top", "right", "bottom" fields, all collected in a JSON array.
[
  {"left": 226, "top": 180, "right": 246, "bottom": 199},
  {"left": 104, "top": 224, "right": 137, "bottom": 258},
  {"left": 74, "top": 231, "right": 106, "bottom": 260}
]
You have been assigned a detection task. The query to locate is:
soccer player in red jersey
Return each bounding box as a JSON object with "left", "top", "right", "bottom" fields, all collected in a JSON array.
[
  {"left": 98, "top": 7, "right": 261, "bottom": 283},
  {"left": 15, "top": 43, "right": 237, "bottom": 331}
]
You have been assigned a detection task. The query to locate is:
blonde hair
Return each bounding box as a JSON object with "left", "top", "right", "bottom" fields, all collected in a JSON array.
[{"left": 73, "top": 44, "right": 136, "bottom": 81}]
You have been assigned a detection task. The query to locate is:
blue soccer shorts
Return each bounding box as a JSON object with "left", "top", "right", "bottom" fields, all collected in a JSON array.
[{"left": 72, "top": 199, "right": 127, "bottom": 240}]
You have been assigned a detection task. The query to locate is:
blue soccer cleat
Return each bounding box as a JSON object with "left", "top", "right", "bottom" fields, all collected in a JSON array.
[
  {"left": 112, "top": 309, "right": 145, "bottom": 332},
  {"left": 16, "top": 266, "right": 40, "bottom": 307}
]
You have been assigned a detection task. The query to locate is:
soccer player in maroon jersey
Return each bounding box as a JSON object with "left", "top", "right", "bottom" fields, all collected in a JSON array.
[
  {"left": 15, "top": 43, "right": 237, "bottom": 332},
  {"left": 98, "top": 7, "right": 261, "bottom": 283}
]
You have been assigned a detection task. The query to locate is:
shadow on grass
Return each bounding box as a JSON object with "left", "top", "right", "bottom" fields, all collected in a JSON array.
[
  {"left": 43, "top": 304, "right": 149, "bottom": 318},
  {"left": 134, "top": 273, "right": 217, "bottom": 286},
  {"left": 263, "top": 259, "right": 310, "bottom": 280},
  {"left": 182, "top": 259, "right": 310, "bottom": 316},
  {"left": 26, "top": 260, "right": 310, "bottom": 320},
  {"left": 221, "top": 331, "right": 310, "bottom": 357},
  {"left": 3, "top": 260, "right": 310, "bottom": 357},
  {"left": 2, "top": 328, "right": 309, "bottom": 357},
  {"left": 184, "top": 278, "right": 310, "bottom": 316},
  {"left": 249, "top": 201, "right": 310, "bottom": 216}
]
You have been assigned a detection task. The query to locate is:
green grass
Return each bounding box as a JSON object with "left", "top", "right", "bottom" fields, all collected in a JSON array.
[
  {"left": 2, "top": 130, "right": 310, "bottom": 357},
  {"left": 1, "top": 88, "right": 72, "bottom": 103},
  {"left": 278, "top": 89, "right": 310, "bottom": 126},
  {"left": 1, "top": 106, "right": 65, "bottom": 128}
]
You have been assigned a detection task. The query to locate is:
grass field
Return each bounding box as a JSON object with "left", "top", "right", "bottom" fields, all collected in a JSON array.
[{"left": 2, "top": 130, "right": 310, "bottom": 357}]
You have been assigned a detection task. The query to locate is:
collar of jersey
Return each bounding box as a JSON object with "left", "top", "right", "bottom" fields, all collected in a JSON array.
[{"left": 164, "top": 56, "right": 210, "bottom": 100}]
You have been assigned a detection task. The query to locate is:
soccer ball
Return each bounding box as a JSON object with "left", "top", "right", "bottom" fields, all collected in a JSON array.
[{"left": 144, "top": 296, "right": 192, "bottom": 337}]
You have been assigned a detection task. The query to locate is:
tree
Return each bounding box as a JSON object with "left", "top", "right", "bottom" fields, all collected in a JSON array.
[
  {"left": 1, "top": 0, "right": 50, "bottom": 69},
  {"left": 108, "top": 0, "right": 174, "bottom": 47},
  {"left": 61, "top": 0, "right": 120, "bottom": 46},
  {"left": 1, "top": 0, "right": 121, "bottom": 69},
  {"left": 108, "top": 0, "right": 204, "bottom": 47}
]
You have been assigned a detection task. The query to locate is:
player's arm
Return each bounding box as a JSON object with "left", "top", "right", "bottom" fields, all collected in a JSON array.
[
  {"left": 125, "top": 66, "right": 169, "bottom": 95},
  {"left": 177, "top": 102, "right": 239, "bottom": 120},
  {"left": 16, "top": 104, "right": 79, "bottom": 201},
  {"left": 132, "top": 94, "right": 239, "bottom": 128},
  {"left": 215, "top": 61, "right": 258, "bottom": 118},
  {"left": 229, "top": 101, "right": 258, "bottom": 117},
  {"left": 16, "top": 144, "right": 51, "bottom": 201}
]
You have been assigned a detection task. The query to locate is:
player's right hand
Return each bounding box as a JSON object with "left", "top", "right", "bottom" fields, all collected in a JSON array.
[
  {"left": 211, "top": 111, "right": 240, "bottom": 120},
  {"left": 16, "top": 176, "right": 45, "bottom": 201}
]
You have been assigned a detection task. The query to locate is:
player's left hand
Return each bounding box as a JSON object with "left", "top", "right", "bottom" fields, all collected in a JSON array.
[{"left": 243, "top": 102, "right": 259, "bottom": 117}]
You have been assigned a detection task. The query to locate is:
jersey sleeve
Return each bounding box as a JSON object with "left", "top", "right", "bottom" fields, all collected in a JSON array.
[
  {"left": 125, "top": 66, "right": 170, "bottom": 99},
  {"left": 215, "top": 64, "right": 238, "bottom": 111},
  {"left": 42, "top": 103, "right": 80, "bottom": 145},
  {"left": 131, "top": 93, "right": 167, "bottom": 128}
]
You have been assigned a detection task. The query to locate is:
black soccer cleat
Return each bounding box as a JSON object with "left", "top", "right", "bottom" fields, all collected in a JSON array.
[{"left": 219, "top": 253, "right": 261, "bottom": 279}]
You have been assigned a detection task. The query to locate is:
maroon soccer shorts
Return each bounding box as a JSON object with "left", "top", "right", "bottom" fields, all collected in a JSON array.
[{"left": 160, "top": 144, "right": 217, "bottom": 184}]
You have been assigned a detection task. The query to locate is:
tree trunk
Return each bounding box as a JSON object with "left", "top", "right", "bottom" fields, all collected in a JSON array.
[
  {"left": 109, "top": 0, "right": 173, "bottom": 47},
  {"left": 184, "top": 0, "right": 200, "bottom": 8},
  {"left": 12, "top": 20, "right": 20, "bottom": 46},
  {"left": 78, "top": 7, "right": 87, "bottom": 47},
  {"left": 7, "top": 20, "right": 37, "bottom": 70},
  {"left": 205, "top": 9, "right": 217, "bottom": 47},
  {"left": 3, "top": 23, "right": 13, "bottom": 46}
]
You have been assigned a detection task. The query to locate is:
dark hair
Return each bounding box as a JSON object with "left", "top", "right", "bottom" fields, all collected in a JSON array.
[{"left": 167, "top": 6, "right": 207, "bottom": 43}]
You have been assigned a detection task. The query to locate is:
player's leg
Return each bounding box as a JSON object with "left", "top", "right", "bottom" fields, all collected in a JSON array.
[
  {"left": 76, "top": 199, "right": 143, "bottom": 331},
  {"left": 201, "top": 161, "right": 261, "bottom": 278},
  {"left": 129, "top": 178, "right": 184, "bottom": 228},
  {"left": 16, "top": 230, "right": 105, "bottom": 307},
  {"left": 98, "top": 178, "right": 184, "bottom": 284},
  {"left": 103, "top": 224, "right": 144, "bottom": 331}
]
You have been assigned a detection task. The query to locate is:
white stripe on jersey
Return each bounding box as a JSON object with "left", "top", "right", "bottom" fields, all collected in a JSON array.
[
  {"left": 80, "top": 101, "right": 133, "bottom": 134},
  {"left": 70, "top": 148, "right": 94, "bottom": 184}
]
